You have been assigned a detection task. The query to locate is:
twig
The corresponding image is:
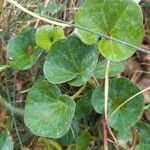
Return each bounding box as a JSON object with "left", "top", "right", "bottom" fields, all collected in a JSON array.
[
  {"left": 130, "top": 127, "right": 137, "bottom": 150},
  {"left": 102, "top": 114, "right": 108, "bottom": 150}
]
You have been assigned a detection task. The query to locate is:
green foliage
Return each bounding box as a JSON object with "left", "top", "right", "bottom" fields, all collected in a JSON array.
[
  {"left": 75, "top": 91, "right": 93, "bottom": 119},
  {"left": 24, "top": 80, "right": 75, "bottom": 138},
  {"left": 44, "top": 36, "right": 98, "bottom": 86},
  {"left": 75, "top": 131, "right": 92, "bottom": 150},
  {"left": 91, "top": 78, "right": 144, "bottom": 131},
  {"left": 7, "top": 29, "right": 42, "bottom": 70},
  {"left": 75, "top": 0, "right": 144, "bottom": 61},
  {"left": 2, "top": 0, "right": 148, "bottom": 149},
  {"left": 35, "top": 25, "right": 64, "bottom": 51}
]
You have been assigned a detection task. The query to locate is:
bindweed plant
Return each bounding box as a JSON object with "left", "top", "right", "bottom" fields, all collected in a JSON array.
[{"left": 0, "top": 0, "right": 150, "bottom": 149}]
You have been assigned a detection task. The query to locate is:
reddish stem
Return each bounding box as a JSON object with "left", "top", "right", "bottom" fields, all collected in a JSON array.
[
  {"left": 102, "top": 114, "right": 108, "bottom": 150},
  {"left": 130, "top": 127, "right": 137, "bottom": 150}
]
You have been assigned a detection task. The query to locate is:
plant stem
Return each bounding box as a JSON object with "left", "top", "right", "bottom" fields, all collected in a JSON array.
[
  {"left": 104, "top": 60, "right": 110, "bottom": 120},
  {"left": 71, "top": 84, "right": 86, "bottom": 99},
  {"left": 102, "top": 114, "right": 108, "bottom": 150},
  {"left": 130, "top": 127, "right": 137, "bottom": 150}
]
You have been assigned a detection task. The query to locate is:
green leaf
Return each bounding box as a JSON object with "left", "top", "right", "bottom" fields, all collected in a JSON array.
[
  {"left": 75, "top": 91, "right": 93, "bottom": 119},
  {"left": 7, "top": 29, "right": 42, "bottom": 70},
  {"left": 94, "top": 59, "right": 126, "bottom": 79},
  {"left": 44, "top": 36, "right": 98, "bottom": 86},
  {"left": 76, "top": 131, "right": 92, "bottom": 150},
  {"left": 75, "top": 0, "right": 144, "bottom": 61},
  {"left": 91, "top": 78, "right": 144, "bottom": 131},
  {"left": 24, "top": 80, "right": 75, "bottom": 138},
  {"left": 135, "top": 121, "right": 150, "bottom": 150},
  {"left": 58, "top": 118, "right": 79, "bottom": 145},
  {"left": 0, "top": 126, "right": 14, "bottom": 150},
  {"left": 35, "top": 25, "right": 64, "bottom": 51}
]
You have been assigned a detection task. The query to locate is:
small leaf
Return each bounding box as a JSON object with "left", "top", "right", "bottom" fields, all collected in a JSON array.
[
  {"left": 76, "top": 131, "right": 92, "bottom": 150},
  {"left": 7, "top": 29, "right": 42, "bottom": 70},
  {"left": 35, "top": 25, "right": 64, "bottom": 51},
  {"left": 0, "top": 126, "right": 14, "bottom": 150},
  {"left": 135, "top": 121, "right": 150, "bottom": 150},
  {"left": 75, "top": 91, "right": 93, "bottom": 119},
  {"left": 75, "top": 0, "right": 144, "bottom": 61},
  {"left": 91, "top": 78, "right": 144, "bottom": 131},
  {"left": 24, "top": 80, "right": 75, "bottom": 138},
  {"left": 44, "top": 36, "right": 98, "bottom": 86},
  {"left": 94, "top": 59, "right": 126, "bottom": 79}
]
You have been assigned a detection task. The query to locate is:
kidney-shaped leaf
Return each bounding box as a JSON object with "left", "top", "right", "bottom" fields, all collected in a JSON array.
[
  {"left": 7, "top": 29, "right": 42, "bottom": 70},
  {"left": 35, "top": 25, "right": 64, "bottom": 51},
  {"left": 75, "top": 0, "right": 144, "bottom": 61},
  {"left": 24, "top": 80, "right": 75, "bottom": 138},
  {"left": 91, "top": 78, "right": 144, "bottom": 131},
  {"left": 44, "top": 36, "right": 98, "bottom": 86},
  {"left": 0, "top": 126, "right": 14, "bottom": 150}
]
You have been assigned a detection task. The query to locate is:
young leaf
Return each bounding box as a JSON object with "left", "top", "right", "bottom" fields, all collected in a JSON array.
[
  {"left": 0, "top": 126, "right": 14, "bottom": 150},
  {"left": 135, "top": 121, "right": 150, "bottom": 150},
  {"left": 91, "top": 78, "right": 144, "bottom": 131},
  {"left": 44, "top": 36, "right": 98, "bottom": 86},
  {"left": 75, "top": 0, "right": 144, "bottom": 61},
  {"left": 24, "top": 80, "right": 75, "bottom": 138},
  {"left": 94, "top": 59, "right": 126, "bottom": 79},
  {"left": 7, "top": 29, "right": 42, "bottom": 70},
  {"left": 35, "top": 25, "right": 64, "bottom": 51}
]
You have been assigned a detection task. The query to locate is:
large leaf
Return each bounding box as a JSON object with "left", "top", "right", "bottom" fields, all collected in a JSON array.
[
  {"left": 24, "top": 80, "right": 75, "bottom": 138},
  {"left": 35, "top": 25, "right": 64, "bottom": 51},
  {"left": 7, "top": 29, "right": 42, "bottom": 70},
  {"left": 94, "top": 59, "right": 126, "bottom": 79},
  {"left": 91, "top": 78, "right": 144, "bottom": 131},
  {"left": 44, "top": 36, "right": 98, "bottom": 86},
  {"left": 75, "top": 0, "right": 144, "bottom": 61},
  {"left": 0, "top": 126, "right": 14, "bottom": 150},
  {"left": 135, "top": 121, "right": 150, "bottom": 150}
]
